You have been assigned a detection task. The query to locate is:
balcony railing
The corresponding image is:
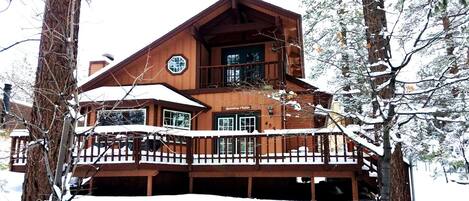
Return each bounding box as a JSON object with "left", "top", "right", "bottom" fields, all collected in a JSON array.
[
  {"left": 10, "top": 129, "right": 374, "bottom": 170},
  {"left": 198, "top": 61, "right": 280, "bottom": 89}
]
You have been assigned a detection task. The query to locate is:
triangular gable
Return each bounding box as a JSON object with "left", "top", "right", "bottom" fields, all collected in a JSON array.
[{"left": 79, "top": 0, "right": 302, "bottom": 92}]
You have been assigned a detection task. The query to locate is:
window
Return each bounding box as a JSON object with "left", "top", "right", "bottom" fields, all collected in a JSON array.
[
  {"left": 97, "top": 109, "right": 146, "bottom": 126},
  {"left": 222, "top": 45, "right": 265, "bottom": 85},
  {"left": 167, "top": 55, "right": 187, "bottom": 74},
  {"left": 163, "top": 109, "right": 191, "bottom": 130},
  {"left": 216, "top": 113, "right": 258, "bottom": 155}
]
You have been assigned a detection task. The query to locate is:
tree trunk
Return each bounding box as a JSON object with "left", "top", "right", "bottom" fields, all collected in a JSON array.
[
  {"left": 391, "top": 143, "right": 411, "bottom": 201},
  {"left": 361, "top": 1, "right": 395, "bottom": 200},
  {"left": 21, "top": 0, "right": 81, "bottom": 200}
]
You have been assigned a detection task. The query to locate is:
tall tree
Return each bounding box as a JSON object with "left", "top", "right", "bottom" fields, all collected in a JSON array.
[
  {"left": 303, "top": 0, "right": 469, "bottom": 200},
  {"left": 22, "top": 0, "right": 81, "bottom": 200}
]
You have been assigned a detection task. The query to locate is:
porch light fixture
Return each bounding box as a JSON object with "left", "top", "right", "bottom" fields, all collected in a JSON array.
[{"left": 267, "top": 106, "right": 274, "bottom": 117}]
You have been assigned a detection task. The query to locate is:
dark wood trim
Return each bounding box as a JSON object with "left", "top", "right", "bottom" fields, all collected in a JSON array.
[
  {"left": 297, "top": 17, "right": 305, "bottom": 78},
  {"left": 195, "top": 41, "right": 201, "bottom": 89},
  {"left": 192, "top": 26, "right": 210, "bottom": 50},
  {"left": 183, "top": 87, "right": 238, "bottom": 95},
  {"left": 204, "top": 22, "right": 274, "bottom": 35},
  {"left": 242, "top": 0, "right": 302, "bottom": 19}
]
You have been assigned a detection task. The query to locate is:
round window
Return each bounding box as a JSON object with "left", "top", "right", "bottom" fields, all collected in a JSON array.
[{"left": 167, "top": 55, "right": 187, "bottom": 74}]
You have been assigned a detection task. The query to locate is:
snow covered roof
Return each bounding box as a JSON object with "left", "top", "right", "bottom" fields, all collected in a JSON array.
[
  {"left": 297, "top": 78, "right": 334, "bottom": 94},
  {"left": 8, "top": 129, "right": 29, "bottom": 137},
  {"left": 78, "top": 84, "right": 205, "bottom": 108},
  {"left": 76, "top": 125, "right": 168, "bottom": 135}
]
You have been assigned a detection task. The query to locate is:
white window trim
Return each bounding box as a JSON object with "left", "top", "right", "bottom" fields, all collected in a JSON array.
[
  {"left": 163, "top": 109, "right": 191, "bottom": 130},
  {"left": 97, "top": 108, "right": 147, "bottom": 125},
  {"left": 217, "top": 117, "right": 235, "bottom": 131},
  {"left": 239, "top": 116, "right": 256, "bottom": 132}
]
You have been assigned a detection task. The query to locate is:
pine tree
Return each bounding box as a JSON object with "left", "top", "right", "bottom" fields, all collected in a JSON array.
[{"left": 21, "top": 0, "right": 81, "bottom": 200}]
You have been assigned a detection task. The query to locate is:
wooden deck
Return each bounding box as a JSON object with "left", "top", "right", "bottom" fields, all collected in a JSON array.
[{"left": 9, "top": 129, "right": 379, "bottom": 199}]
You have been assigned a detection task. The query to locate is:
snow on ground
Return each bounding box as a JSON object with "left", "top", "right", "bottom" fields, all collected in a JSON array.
[
  {"left": 73, "top": 194, "right": 274, "bottom": 201},
  {"left": 413, "top": 164, "right": 469, "bottom": 201},
  {"left": 0, "top": 171, "right": 23, "bottom": 201},
  {"left": 0, "top": 136, "right": 11, "bottom": 170}
]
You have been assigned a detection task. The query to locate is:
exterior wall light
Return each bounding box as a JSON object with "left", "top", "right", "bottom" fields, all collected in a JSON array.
[{"left": 267, "top": 106, "right": 274, "bottom": 117}]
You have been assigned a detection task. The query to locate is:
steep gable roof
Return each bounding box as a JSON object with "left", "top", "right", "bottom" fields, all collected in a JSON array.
[{"left": 78, "top": 0, "right": 301, "bottom": 91}]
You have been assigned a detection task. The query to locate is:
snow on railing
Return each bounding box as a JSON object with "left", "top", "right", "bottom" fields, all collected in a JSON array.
[{"left": 10, "top": 126, "right": 380, "bottom": 170}]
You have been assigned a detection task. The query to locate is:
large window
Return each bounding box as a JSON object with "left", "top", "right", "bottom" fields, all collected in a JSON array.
[
  {"left": 97, "top": 109, "right": 146, "bottom": 126},
  {"left": 163, "top": 109, "right": 191, "bottom": 130}
]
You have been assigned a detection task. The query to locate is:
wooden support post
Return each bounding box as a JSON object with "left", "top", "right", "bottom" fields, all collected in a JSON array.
[
  {"left": 189, "top": 176, "right": 194, "bottom": 193},
  {"left": 310, "top": 176, "right": 315, "bottom": 201},
  {"left": 147, "top": 175, "right": 153, "bottom": 196},
  {"left": 88, "top": 178, "right": 94, "bottom": 195},
  {"left": 247, "top": 177, "right": 252, "bottom": 198},
  {"left": 351, "top": 174, "right": 358, "bottom": 201}
]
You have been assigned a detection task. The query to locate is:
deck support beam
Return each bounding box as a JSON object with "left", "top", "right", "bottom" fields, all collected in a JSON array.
[
  {"left": 352, "top": 174, "right": 358, "bottom": 201},
  {"left": 310, "top": 176, "right": 315, "bottom": 201},
  {"left": 189, "top": 176, "right": 194, "bottom": 193},
  {"left": 247, "top": 177, "right": 252, "bottom": 198},
  {"left": 147, "top": 175, "right": 153, "bottom": 196}
]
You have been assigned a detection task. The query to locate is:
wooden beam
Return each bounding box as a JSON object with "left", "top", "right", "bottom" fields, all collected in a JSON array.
[
  {"left": 310, "top": 176, "right": 315, "bottom": 201},
  {"left": 191, "top": 26, "right": 210, "bottom": 50},
  {"left": 74, "top": 169, "right": 159, "bottom": 178},
  {"left": 89, "top": 178, "right": 94, "bottom": 195},
  {"left": 247, "top": 177, "right": 253, "bottom": 198},
  {"left": 231, "top": 0, "right": 241, "bottom": 24},
  {"left": 191, "top": 170, "right": 355, "bottom": 178},
  {"left": 351, "top": 175, "right": 359, "bottom": 201},
  {"left": 147, "top": 175, "right": 153, "bottom": 196},
  {"left": 189, "top": 176, "right": 194, "bottom": 193},
  {"left": 204, "top": 22, "right": 273, "bottom": 35}
]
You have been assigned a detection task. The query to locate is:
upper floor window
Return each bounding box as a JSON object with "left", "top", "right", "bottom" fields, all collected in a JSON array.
[
  {"left": 167, "top": 55, "right": 187, "bottom": 74},
  {"left": 98, "top": 108, "right": 146, "bottom": 126},
  {"left": 163, "top": 109, "right": 191, "bottom": 130}
]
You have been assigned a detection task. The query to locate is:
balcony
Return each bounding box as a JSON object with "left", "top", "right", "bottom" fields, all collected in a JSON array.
[{"left": 198, "top": 61, "right": 281, "bottom": 89}]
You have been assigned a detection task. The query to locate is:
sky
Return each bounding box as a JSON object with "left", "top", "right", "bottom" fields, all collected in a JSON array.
[{"left": 0, "top": 0, "right": 304, "bottom": 82}]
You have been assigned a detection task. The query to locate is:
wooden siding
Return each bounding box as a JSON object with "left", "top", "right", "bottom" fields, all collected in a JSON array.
[
  {"left": 96, "top": 31, "right": 198, "bottom": 90},
  {"left": 193, "top": 90, "right": 282, "bottom": 131}
]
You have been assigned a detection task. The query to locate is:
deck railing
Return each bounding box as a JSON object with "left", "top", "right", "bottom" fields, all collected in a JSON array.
[
  {"left": 198, "top": 61, "right": 280, "bottom": 89},
  {"left": 10, "top": 130, "right": 369, "bottom": 169}
]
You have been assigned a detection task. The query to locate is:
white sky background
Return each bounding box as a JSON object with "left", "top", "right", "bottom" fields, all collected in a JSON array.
[{"left": 0, "top": 0, "right": 305, "bottom": 83}]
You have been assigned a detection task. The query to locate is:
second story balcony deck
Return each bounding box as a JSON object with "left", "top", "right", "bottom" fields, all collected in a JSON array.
[{"left": 198, "top": 61, "right": 281, "bottom": 89}]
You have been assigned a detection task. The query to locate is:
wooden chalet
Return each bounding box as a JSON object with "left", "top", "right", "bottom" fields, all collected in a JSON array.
[{"left": 9, "top": 0, "right": 390, "bottom": 200}]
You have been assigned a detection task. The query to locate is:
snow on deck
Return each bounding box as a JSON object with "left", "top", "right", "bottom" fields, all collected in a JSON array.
[{"left": 78, "top": 84, "right": 205, "bottom": 108}]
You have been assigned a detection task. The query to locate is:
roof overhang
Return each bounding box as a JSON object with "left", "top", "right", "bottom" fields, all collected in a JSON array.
[{"left": 79, "top": 84, "right": 209, "bottom": 110}]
